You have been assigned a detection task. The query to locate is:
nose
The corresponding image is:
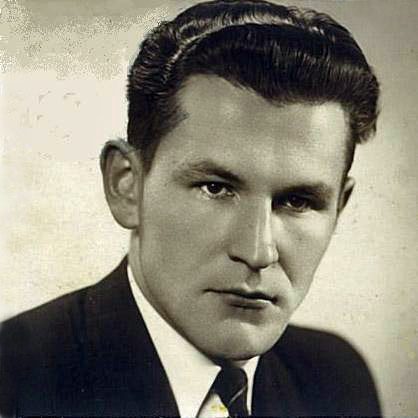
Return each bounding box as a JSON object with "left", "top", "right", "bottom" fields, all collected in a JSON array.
[{"left": 228, "top": 200, "right": 278, "bottom": 270}]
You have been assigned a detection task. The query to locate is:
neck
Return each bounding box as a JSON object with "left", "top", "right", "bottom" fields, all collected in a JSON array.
[{"left": 128, "top": 230, "right": 141, "bottom": 280}]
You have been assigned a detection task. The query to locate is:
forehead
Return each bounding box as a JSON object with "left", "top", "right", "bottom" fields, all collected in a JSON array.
[{"left": 156, "top": 75, "right": 349, "bottom": 188}]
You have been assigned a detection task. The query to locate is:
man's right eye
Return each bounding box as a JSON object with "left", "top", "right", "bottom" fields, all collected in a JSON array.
[{"left": 199, "top": 182, "right": 233, "bottom": 199}]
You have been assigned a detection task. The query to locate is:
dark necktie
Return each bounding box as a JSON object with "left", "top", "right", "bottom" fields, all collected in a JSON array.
[{"left": 212, "top": 366, "right": 249, "bottom": 417}]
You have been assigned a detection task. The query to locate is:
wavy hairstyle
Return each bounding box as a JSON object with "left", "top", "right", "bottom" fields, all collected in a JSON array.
[{"left": 127, "top": 0, "right": 380, "bottom": 174}]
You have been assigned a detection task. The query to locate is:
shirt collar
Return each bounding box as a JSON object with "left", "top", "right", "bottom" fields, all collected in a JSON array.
[{"left": 127, "top": 264, "right": 259, "bottom": 417}]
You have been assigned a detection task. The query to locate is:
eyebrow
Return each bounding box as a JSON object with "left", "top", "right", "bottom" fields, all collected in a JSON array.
[
  {"left": 278, "top": 183, "right": 335, "bottom": 201},
  {"left": 172, "top": 160, "right": 243, "bottom": 185},
  {"left": 173, "top": 159, "right": 336, "bottom": 200}
]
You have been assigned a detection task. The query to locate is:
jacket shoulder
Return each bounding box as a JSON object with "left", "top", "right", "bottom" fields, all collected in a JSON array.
[
  {"left": 274, "top": 324, "right": 381, "bottom": 415},
  {"left": 0, "top": 259, "right": 129, "bottom": 416},
  {"left": 1, "top": 258, "right": 128, "bottom": 347},
  {"left": 1, "top": 279, "right": 99, "bottom": 360}
]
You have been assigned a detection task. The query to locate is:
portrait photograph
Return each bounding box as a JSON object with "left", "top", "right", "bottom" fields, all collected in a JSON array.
[{"left": 1, "top": 0, "right": 417, "bottom": 416}]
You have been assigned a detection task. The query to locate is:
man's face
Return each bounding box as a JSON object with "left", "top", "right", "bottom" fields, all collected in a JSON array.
[{"left": 131, "top": 75, "right": 350, "bottom": 360}]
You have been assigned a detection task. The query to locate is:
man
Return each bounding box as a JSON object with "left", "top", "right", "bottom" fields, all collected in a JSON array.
[{"left": 0, "top": 0, "right": 381, "bottom": 416}]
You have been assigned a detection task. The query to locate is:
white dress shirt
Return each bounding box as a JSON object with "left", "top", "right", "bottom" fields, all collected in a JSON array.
[{"left": 127, "top": 265, "right": 259, "bottom": 417}]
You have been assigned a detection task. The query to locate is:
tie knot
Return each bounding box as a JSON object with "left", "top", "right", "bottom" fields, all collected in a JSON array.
[{"left": 213, "top": 367, "right": 249, "bottom": 417}]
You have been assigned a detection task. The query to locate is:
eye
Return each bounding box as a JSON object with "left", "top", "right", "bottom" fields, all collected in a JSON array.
[
  {"left": 200, "top": 182, "right": 233, "bottom": 199},
  {"left": 276, "top": 194, "right": 313, "bottom": 212}
]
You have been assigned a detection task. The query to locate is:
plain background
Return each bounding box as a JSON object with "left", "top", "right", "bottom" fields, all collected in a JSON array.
[{"left": 1, "top": 0, "right": 417, "bottom": 415}]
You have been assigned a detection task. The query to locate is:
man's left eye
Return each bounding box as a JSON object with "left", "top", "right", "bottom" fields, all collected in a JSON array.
[
  {"left": 200, "top": 182, "right": 233, "bottom": 198},
  {"left": 278, "top": 195, "right": 313, "bottom": 212}
]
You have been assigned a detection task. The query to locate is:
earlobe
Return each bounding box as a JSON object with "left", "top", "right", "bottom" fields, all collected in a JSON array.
[
  {"left": 338, "top": 176, "right": 355, "bottom": 215},
  {"left": 101, "top": 140, "right": 143, "bottom": 229}
]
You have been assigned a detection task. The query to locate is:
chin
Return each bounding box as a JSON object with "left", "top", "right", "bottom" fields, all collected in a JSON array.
[{"left": 201, "top": 323, "right": 286, "bottom": 361}]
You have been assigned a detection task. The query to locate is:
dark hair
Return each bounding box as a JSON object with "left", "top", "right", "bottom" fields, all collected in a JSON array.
[{"left": 127, "top": 0, "right": 379, "bottom": 174}]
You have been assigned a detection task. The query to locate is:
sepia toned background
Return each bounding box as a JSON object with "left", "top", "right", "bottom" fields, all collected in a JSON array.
[{"left": 1, "top": 0, "right": 417, "bottom": 415}]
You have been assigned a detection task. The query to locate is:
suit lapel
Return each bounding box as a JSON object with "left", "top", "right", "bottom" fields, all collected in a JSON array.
[
  {"left": 253, "top": 347, "right": 308, "bottom": 416},
  {"left": 83, "top": 258, "right": 180, "bottom": 416}
]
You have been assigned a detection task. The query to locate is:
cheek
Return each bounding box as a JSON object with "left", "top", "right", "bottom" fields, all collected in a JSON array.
[
  {"left": 139, "top": 188, "right": 226, "bottom": 271},
  {"left": 280, "top": 216, "right": 336, "bottom": 286}
]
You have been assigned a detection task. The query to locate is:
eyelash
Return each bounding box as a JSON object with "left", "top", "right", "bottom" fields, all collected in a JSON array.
[{"left": 196, "top": 182, "right": 318, "bottom": 212}]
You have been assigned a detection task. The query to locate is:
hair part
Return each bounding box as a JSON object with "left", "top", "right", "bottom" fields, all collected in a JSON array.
[{"left": 127, "top": 0, "right": 380, "bottom": 174}]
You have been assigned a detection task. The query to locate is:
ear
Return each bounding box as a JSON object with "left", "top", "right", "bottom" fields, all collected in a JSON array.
[
  {"left": 101, "top": 140, "right": 143, "bottom": 229},
  {"left": 337, "top": 176, "right": 355, "bottom": 216}
]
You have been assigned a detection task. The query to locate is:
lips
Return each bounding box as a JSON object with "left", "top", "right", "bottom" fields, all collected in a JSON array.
[{"left": 211, "top": 288, "right": 277, "bottom": 309}]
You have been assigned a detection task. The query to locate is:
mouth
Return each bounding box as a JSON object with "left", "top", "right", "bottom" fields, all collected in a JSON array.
[{"left": 211, "top": 288, "right": 277, "bottom": 310}]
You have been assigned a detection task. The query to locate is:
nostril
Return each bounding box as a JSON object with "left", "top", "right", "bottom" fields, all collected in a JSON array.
[{"left": 229, "top": 254, "right": 242, "bottom": 263}]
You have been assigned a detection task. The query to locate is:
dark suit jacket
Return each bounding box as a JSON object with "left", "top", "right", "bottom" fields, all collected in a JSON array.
[{"left": 0, "top": 258, "right": 381, "bottom": 417}]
